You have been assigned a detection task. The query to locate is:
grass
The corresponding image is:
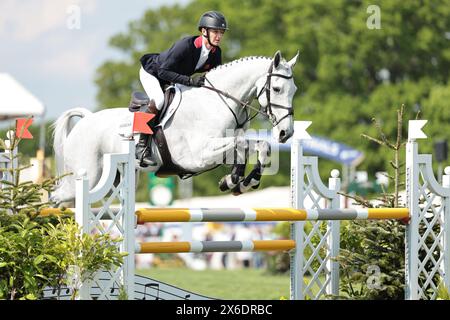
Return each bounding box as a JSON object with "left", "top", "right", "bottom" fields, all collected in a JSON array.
[{"left": 137, "top": 267, "right": 290, "bottom": 300}]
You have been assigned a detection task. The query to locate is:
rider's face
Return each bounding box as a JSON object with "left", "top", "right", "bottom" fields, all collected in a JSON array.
[{"left": 203, "top": 28, "right": 225, "bottom": 46}]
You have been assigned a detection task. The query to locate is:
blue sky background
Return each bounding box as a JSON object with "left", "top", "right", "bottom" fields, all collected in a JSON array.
[{"left": 0, "top": 0, "right": 191, "bottom": 123}]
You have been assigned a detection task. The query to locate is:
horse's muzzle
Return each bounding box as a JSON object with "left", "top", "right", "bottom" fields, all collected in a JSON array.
[{"left": 279, "top": 129, "right": 292, "bottom": 143}]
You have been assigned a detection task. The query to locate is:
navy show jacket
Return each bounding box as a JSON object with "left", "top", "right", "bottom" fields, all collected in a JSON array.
[{"left": 140, "top": 36, "right": 222, "bottom": 87}]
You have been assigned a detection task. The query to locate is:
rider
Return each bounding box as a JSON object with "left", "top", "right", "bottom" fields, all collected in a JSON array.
[{"left": 136, "top": 10, "right": 228, "bottom": 167}]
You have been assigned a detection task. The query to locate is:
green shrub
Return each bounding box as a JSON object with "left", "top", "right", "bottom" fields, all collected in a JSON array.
[
  {"left": 337, "top": 219, "right": 406, "bottom": 299},
  {"left": 0, "top": 127, "right": 125, "bottom": 300},
  {"left": 0, "top": 211, "right": 125, "bottom": 300}
]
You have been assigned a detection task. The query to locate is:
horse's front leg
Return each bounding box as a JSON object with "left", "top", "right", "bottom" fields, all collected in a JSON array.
[
  {"left": 218, "top": 153, "right": 247, "bottom": 194},
  {"left": 231, "top": 140, "right": 271, "bottom": 195},
  {"left": 218, "top": 134, "right": 248, "bottom": 194}
]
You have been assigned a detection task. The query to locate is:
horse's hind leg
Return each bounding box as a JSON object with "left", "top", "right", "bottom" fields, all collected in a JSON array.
[{"left": 49, "top": 175, "right": 76, "bottom": 207}]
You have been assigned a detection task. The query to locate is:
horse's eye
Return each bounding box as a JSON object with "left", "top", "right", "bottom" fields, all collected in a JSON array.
[{"left": 273, "top": 87, "right": 281, "bottom": 93}]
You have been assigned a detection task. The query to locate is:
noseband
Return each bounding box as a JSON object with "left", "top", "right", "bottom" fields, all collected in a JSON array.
[{"left": 256, "top": 62, "right": 294, "bottom": 126}]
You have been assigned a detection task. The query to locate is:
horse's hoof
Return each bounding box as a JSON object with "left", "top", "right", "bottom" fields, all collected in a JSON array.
[
  {"left": 252, "top": 183, "right": 260, "bottom": 190},
  {"left": 231, "top": 185, "right": 242, "bottom": 196}
]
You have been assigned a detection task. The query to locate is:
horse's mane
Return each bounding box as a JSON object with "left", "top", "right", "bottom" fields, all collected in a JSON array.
[{"left": 209, "top": 56, "right": 272, "bottom": 74}]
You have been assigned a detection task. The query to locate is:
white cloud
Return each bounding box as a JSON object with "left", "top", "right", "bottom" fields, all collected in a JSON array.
[{"left": 0, "top": 0, "right": 96, "bottom": 41}]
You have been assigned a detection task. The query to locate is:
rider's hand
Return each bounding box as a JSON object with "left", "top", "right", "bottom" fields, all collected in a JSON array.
[{"left": 189, "top": 75, "right": 205, "bottom": 87}]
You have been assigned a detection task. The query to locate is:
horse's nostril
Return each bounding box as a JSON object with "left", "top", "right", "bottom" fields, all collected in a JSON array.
[{"left": 280, "top": 130, "right": 286, "bottom": 138}]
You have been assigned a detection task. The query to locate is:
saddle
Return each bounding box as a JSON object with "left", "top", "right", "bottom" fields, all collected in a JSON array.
[
  {"left": 128, "top": 88, "right": 195, "bottom": 178},
  {"left": 128, "top": 88, "right": 173, "bottom": 123}
]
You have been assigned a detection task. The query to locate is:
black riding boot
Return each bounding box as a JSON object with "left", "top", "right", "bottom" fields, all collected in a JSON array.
[
  {"left": 136, "top": 133, "right": 157, "bottom": 167},
  {"left": 135, "top": 101, "right": 159, "bottom": 167}
]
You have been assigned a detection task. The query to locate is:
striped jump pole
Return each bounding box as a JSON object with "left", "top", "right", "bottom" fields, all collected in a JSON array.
[
  {"left": 135, "top": 207, "right": 410, "bottom": 223},
  {"left": 136, "top": 240, "right": 296, "bottom": 254},
  {"left": 40, "top": 207, "right": 409, "bottom": 222}
]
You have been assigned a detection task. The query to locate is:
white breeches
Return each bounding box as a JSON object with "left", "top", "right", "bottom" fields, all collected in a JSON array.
[{"left": 139, "top": 67, "right": 164, "bottom": 110}]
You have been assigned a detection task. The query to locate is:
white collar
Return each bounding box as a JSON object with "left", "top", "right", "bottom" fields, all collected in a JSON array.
[{"left": 202, "top": 40, "right": 211, "bottom": 53}]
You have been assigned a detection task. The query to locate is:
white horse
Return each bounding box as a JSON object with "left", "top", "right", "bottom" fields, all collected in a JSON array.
[{"left": 51, "top": 51, "right": 299, "bottom": 206}]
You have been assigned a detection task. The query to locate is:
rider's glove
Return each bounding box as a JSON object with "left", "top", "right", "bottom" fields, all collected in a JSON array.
[{"left": 189, "top": 75, "right": 205, "bottom": 87}]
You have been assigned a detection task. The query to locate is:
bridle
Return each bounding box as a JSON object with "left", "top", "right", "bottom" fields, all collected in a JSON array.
[
  {"left": 256, "top": 61, "right": 294, "bottom": 126},
  {"left": 203, "top": 61, "right": 294, "bottom": 128}
]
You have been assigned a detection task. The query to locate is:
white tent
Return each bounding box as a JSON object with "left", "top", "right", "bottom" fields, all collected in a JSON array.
[
  {"left": 0, "top": 73, "right": 45, "bottom": 120},
  {"left": 0, "top": 73, "right": 46, "bottom": 183}
]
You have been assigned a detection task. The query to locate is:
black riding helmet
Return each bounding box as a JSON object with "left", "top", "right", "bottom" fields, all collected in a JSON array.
[{"left": 198, "top": 11, "right": 228, "bottom": 31}]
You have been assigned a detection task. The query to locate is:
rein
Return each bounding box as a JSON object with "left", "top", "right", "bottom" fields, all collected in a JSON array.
[
  {"left": 203, "top": 79, "right": 263, "bottom": 128},
  {"left": 203, "top": 62, "right": 294, "bottom": 128}
]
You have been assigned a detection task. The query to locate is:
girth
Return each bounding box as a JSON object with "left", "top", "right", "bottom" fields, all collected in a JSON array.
[{"left": 153, "top": 126, "right": 196, "bottom": 178}]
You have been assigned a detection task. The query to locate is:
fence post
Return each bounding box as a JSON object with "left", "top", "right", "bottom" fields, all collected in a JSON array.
[
  {"left": 442, "top": 167, "right": 450, "bottom": 293},
  {"left": 405, "top": 120, "right": 426, "bottom": 300},
  {"left": 328, "top": 170, "right": 341, "bottom": 297}
]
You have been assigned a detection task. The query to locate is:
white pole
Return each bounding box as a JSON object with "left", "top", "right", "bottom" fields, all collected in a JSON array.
[
  {"left": 405, "top": 120, "right": 427, "bottom": 300},
  {"left": 290, "top": 121, "right": 312, "bottom": 300},
  {"left": 123, "top": 139, "right": 136, "bottom": 300},
  {"left": 75, "top": 169, "right": 90, "bottom": 300},
  {"left": 442, "top": 167, "right": 450, "bottom": 294},
  {"left": 328, "top": 170, "right": 341, "bottom": 296},
  {"left": 290, "top": 133, "right": 304, "bottom": 300}
]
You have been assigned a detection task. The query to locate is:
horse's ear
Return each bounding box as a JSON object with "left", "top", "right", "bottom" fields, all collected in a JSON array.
[
  {"left": 273, "top": 51, "right": 282, "bottom": 68},
  {"left": 287, "top": 50, "right": 300, "bottom": 69}
]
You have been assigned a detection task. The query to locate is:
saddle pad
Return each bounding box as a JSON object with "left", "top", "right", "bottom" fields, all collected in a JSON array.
[{"left": 158, "top": 84, "right": 182, "bottom": 130}]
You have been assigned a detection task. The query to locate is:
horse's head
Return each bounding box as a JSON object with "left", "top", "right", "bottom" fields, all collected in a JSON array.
[{"left": 255, "top": 51, "right": 299, "bottom": 143}]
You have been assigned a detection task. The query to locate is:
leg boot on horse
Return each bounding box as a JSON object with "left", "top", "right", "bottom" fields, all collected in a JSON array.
[{"left": 136, "top": 100, "right": 159, "bottom": 167}]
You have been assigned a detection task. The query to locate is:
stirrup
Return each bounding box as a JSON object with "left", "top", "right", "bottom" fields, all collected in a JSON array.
[{"left": 139, "top": 147, "right": 157, "bottom": 167}]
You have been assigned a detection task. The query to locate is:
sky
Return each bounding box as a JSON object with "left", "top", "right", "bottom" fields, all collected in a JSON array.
[{"left": 0, "top": 0, "right": 191, "bottom": 123}]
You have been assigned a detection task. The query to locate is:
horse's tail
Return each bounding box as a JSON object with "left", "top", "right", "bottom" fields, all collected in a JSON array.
[{"left": 51, "top": 107, "right": 93, "bottom": 175}]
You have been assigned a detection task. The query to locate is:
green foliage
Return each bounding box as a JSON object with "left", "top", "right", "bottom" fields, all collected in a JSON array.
[
  {"left": 0, "top": 214, "right": 124, "bottom": 300},
  {"left": 437, "top": 282, "right": 450, "bottom": 300},
  {"left": 44, "top": 217, "right": 125, "bottom": 300},
  {"left": 0, "top": 215, "right": 57, "bottom": 300},
  {"left": 337, "top": 107, "right": 408, "bottom": 300},
  {"left": 337, "top": 220, "right": 406, "bottom": 299},
  {"left": 0, "top": 131, "right": 124, "bottom": 300},
  {"left": 95, "top": 0, "right": 450, "bottom": 107},
  {"left": 0, "top": 129, "right": 62, "bottom": 215}
]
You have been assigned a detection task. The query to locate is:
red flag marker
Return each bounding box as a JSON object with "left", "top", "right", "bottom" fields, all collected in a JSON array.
[
  {"left": 16, "top": 118, "right": 34, "bottom": 139},
  {"left": 133, "top": 112, "right": 155, "bottom": 134}
]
